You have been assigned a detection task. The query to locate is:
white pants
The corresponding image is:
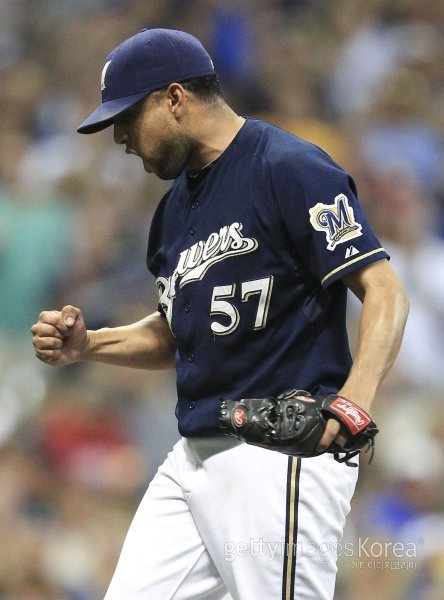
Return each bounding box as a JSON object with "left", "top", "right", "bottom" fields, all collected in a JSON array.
[{"left": 105, "top": 436, "right": 358, "bottom": 600}]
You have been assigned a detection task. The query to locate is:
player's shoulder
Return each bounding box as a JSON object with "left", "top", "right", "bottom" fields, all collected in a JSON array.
[{"left": 239, "top": 118, "right": 345, "bottom": 178}]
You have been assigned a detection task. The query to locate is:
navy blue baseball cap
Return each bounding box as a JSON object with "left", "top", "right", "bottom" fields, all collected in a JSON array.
[{"left": 77, "top": 28, "right": 215, "bottom": 134}]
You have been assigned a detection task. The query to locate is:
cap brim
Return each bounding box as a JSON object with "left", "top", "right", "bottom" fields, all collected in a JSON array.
[{"left": 77, "top": 90, "right": 151, "bottom": 134}]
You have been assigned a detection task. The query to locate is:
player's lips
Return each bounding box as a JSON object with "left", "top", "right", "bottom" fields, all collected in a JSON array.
[{"left": 125, "top": 148, "right": 152, "bottom": 173}]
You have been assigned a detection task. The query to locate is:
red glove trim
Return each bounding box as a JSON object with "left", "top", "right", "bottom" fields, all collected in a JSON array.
[{"left": 328, "top": 397, "right": 372, "bottom": 435}]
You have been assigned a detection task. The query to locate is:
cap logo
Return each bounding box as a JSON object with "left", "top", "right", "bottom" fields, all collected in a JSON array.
[{"left": 100, "top": 60, "right": 112, "bottom": 91}]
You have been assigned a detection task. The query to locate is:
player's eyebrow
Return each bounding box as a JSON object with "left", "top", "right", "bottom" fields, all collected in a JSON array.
[
  {"left": 116, "top": 104, "right": 138, "bottom": 123},
  {"left": 115, "top": 97, "right": 148, "bottom": 125}
]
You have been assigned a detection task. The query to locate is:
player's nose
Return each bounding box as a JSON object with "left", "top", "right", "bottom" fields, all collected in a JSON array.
[{"left": 113, "top": 122, "right": 129, "bottom": 145}]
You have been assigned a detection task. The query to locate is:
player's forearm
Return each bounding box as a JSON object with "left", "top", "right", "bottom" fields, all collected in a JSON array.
[
  {"left": 340, "top": 266, "right": 409, "bottom": 411},
  {"left": 83, "top": 312, "right": 176, "bottom": 370}
]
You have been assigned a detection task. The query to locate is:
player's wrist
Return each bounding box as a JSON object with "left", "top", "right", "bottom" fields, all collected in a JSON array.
[
  {"left": 81, "top": 329, "right": 96, "bottom": 361},
  {"left": 337, "top": 390, "right": 375, "bottom": 414}
]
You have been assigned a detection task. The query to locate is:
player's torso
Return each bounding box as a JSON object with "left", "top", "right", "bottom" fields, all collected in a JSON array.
[{"left": 148, "top": 129, "right": 351, "bottom": 436}]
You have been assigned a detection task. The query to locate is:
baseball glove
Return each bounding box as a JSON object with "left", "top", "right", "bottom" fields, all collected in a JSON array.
[{"left": 219, "top": 389, "right": 378, "bottom": 467}]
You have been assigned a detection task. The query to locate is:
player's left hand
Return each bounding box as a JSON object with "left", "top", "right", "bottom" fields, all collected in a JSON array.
[
  {"left": 315, "top": 419, "right": 348, "bottom": 453},
  {"left": 219, "top": 389, "right": 379, "bottom": 466}
]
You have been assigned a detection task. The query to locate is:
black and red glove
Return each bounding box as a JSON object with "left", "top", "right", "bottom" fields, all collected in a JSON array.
[{"left": 219, "top": 389, "right": 378, "bottom": 467}]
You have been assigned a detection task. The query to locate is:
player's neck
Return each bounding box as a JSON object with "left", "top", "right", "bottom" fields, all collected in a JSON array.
[{"left": 187, "top": 105, "right": 245, "bottom": 173}]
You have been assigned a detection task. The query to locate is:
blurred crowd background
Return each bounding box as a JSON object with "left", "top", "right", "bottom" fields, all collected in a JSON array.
[{"left": 0, "top": 0, "right": 443, "bottom": 598}]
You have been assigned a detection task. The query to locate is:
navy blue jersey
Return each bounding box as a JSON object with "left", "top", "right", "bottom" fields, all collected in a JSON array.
[{"left": 147, "top": 118, "right": 388, "bottom": 437}]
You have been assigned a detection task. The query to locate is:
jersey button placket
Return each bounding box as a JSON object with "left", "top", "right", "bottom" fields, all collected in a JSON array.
[
  {"left": 184, "top": 190, "right": 197, "bottom": 409},
  {"left": 187, "top": 352, "right": 196, "bottom": 409}
]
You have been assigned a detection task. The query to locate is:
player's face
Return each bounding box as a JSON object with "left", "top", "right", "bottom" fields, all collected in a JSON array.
[{"left": 113, "top": 94, "right": 196, "bottom": 180}]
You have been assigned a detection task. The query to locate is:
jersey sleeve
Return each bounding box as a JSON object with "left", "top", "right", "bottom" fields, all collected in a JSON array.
[{"left": 269, "top": 145, "right": 388, "bottom": 287}]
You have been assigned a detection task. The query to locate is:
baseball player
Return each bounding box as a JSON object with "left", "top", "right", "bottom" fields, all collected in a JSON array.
[{"left": 31, "top": 29, "right": 409, "bottom": 600}]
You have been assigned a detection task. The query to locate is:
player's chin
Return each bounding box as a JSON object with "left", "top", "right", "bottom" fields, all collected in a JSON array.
[
  {"left": 148, "top": 163, "right": 184, "bottom": 180},
  {"left": 141, "top": 158, "right": 153, "bottom": 174},
  {"left": 141, "top": 159, "right": 173, "bottom": 179}
]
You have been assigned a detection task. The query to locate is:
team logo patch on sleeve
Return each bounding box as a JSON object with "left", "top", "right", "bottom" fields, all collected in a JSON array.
[{"left": 308, "top": 194, "right": 362, "bottom": 251}]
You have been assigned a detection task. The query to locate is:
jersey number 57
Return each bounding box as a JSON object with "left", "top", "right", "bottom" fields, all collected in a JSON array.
[{"left": 210, "top": 276, "right": 274, "bottom": 336}]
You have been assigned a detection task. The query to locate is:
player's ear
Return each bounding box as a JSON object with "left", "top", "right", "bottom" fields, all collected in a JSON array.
[{"left": 166, "top": 83, "right": 187, "bottom": 116}]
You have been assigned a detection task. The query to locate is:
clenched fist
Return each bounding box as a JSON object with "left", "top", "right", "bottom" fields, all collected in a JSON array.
[{"left": 31, "top": 305, "right": 89, "bottom": 366}]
